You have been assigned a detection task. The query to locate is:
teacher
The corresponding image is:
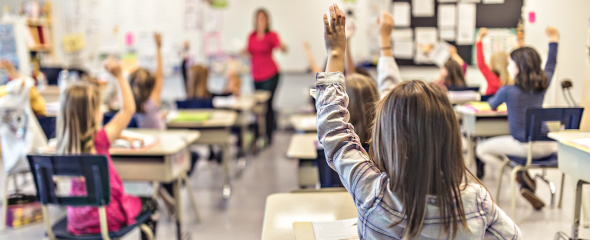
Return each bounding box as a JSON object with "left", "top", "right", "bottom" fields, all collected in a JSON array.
[{"left": 246, "top": 8, "right": 287, "bottom": 145}]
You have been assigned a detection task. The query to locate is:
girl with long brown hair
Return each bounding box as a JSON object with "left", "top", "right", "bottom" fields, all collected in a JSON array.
[
  {"left": 316, "top": 5, "right": 520, "bottom": 239},
  {"left": 476, "top": 28, "right": 512, "bottom": 95}
]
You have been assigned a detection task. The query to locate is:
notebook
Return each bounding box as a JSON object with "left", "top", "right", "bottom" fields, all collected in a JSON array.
[
  {"left": 170, "top": 111, "right": 212, "bottom": 123},
  {"left": 111, "top": 130, "right": 158, "bottom": 150},
  {"left": 463, "top": 102, "right": 507, "bottom": 112},
  {"left": 569, "top": 138, "right": 590, "bottom": 151},
  {"left": 293, "top": 218, "right": 359, "bottom": 240}
]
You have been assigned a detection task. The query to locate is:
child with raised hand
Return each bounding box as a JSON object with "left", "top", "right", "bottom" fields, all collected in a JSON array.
[
  {"left": 315, "top": 4, "right": 521, "bottom": 239},
  {"left": 130, "top": 32, "right": 165, "bottom": 129},
  {"left": 476, "top": 26, "right": 560, "bottom": 210},
  {"left": 434, "top": 46, "right": 467, "bottom": 88},
  {"left": 476, "top": 28, "right": 511, "bottom": 95},
  {"left": 375, "top": 11, "right": 402, "bottom": 97},
  {"left": 56, "top": 57, "right": 157, "bottom": 238}
]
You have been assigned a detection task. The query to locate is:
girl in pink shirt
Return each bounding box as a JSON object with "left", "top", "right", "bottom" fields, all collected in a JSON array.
[
  {"left": 246, "top": 8, "right": 287, "bottom": 144},
  {"left": 55, "top": 58, "right": 157, "bottom": 239}
]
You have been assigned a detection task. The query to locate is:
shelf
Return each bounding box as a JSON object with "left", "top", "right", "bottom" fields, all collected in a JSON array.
[{"left": 27, "top": 19, "right": 51, "bottom": 27}]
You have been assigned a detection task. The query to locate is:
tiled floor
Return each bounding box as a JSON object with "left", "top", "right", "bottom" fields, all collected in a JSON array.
[{"left": 2, "top": 72, "right": 590, "bottom": 239}]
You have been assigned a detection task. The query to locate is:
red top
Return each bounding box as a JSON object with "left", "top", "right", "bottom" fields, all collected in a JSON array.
[
  {"left": 248, "top": 31, "right": 281, "bottom": 82},
  {"left": 67, "top": 129, "right": 142, "bottom": 235},
  {"left": 475, "top": 41, "right": 502, "bottom": 95}
]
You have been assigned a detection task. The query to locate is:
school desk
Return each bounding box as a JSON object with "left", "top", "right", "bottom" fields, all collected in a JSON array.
[
  {"left": 252, "top": 90, "right": 271, "bottom": 145},
  {"left": 287, "top": 133, "right": 319, "bottom": 188},
  {"left": 549, "top": 131, "right": 590, "bottom": 240},
  {"left": 261, "top": 191, "right": 357, "bottom": 240},
  {"left": 289, "top": 114, "right": 317, "bottom": 133},
  {"left": 454, "top": 105, "right": 509, "bottom": 166},
  {"left": 166, "top": 109, "right": 237, "bottom": 199}
]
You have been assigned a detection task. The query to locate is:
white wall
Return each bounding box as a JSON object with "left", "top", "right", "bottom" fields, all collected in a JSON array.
[{"left": 522, "top": 0, "right": 590, "bottom": 106}]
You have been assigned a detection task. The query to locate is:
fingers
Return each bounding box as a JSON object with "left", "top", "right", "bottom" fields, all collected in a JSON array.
[
  {"left": 334, "top": 4, "right": 345, "bottom": 27},
  {"left": 330, "top": 5, "right": 337, "bottom": 32},
  {"left": 323, "top": 14, "right": 331, "bottom": 34}
]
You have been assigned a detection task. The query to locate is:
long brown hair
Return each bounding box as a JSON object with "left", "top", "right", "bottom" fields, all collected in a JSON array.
[
  {"left": 443, "top": 59, "right": 466, "bottom": 87},
  {"left": 129, "top": 68, "right": 155, "bottom": 113},
  {"left": 370, "top": 80, "right": 481, "bottom": 239},
  {"left": 188, "top": 65, "right": 211, "bottom": 99},
  {"left": 489, "top": 52, "right": 512, "bottom": 85},
  {"left": 254, "top": 8, "right": 271, "bottom": 33},
  {"left": 56, "top": 83, "right": 101, "bottom": 154},
  {"left": 346, "top": 74, "right": 378, "bottom": 144},
  {"left": 510, "top": 47, "right": 548, "bottom": 92}
]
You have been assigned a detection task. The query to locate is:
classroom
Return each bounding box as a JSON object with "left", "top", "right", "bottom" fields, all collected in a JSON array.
[{"left": 1, "top": 0, "right": 590, "bottom": 239}]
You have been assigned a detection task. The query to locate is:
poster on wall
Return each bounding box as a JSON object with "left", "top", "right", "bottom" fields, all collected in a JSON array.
[
  {"left": 0, "top": 24, "right": 19, "bottom": 83},
  {"left": 456, "top": 3, "right": 476, "bottom": 45},
  {"left": 471, "top": 28, "right": 518, "bottom": 65},
  {"left": 412, "top": 0, "right": 435, "bottom": 17},
  {"left": 414, "top": 27, "right": 438, "bottom": 64}
]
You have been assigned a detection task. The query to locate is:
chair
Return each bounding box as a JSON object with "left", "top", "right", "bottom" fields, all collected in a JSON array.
[
  {"left": 446, "top": 86, "right": 480, "bottom": 92},
  {"left": 37, "top": 116, "right": 56, "bottom": 139},
  {"left": 495, "top": 107, "right": 584, "bottom": 218},
  {"left": 102, "top": 111, "right": 138, "bottom": 128},
  {"left": 176, "top": 98, "right": 214, "bottom": 109},
  {"left": 316, "top": 149, "right": 344, "bottom": 188},
  {"left": 27, "top": 155, "right": 154, "bottom": 240}
]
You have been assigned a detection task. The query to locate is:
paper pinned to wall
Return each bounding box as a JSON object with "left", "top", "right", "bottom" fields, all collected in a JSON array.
[
  {"left": 438, "top": 0, "right": 457, "bottom": 2},
  {"left": 456, "top": 3, "right": 476, "bottom": 45},
  {"left": 412, "top": 0, "right": 435, "bottom": 17},
  {"left": 483, "top": 0, "right": 504, "bottom": 3},
  {"left": 414, "top": 27, "right": 438, "bottom": 64},
  {"left": 394, "top": 41, "right": 415, "bottom": 59},
  {"left": 439, "top": 28, "right": 455, "bottom": 41},
  {"left": 392, "top": 2, "right": 411, "bottom": 27},
  {"left": 438, "top": 4, "right": 456, "bottom": 27},
  {"left": 392, "top": 28, "right": 414, "bottom": 41},
  {"left": 460, "top": 0, "right": 481, "bottom": 2}
]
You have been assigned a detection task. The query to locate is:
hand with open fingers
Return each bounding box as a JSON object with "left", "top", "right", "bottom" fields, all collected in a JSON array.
[
  {"left": 104, "top": 57, "right": 123, "bottom": 77},
  {"left": 545, "top": 26, "right": 559, "bottom": 42},
  {"left": 378, "top": 10, "right": 394, "bottom": 38},
  {"left": 323, "top": 4, "right": 346, "bottom": 56},
  {"left": 478, "top": 28, "right": 488, "bottom": 38},
  {"left": 154, "top": 32, "right": 162, "bottom": 48}
]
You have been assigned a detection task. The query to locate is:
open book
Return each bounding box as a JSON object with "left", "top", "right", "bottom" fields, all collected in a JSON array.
[
  {"left": 463, "top": 102, "right": 507, "bottom": 113},
  {"left": 111, "top": 130, "right": 158, "bottom": 150},
  {"left": 293, "top": 218, "right": 359, "bottom": 240},
  {"left": 570, "top": 138, "right": 590, "bottom": 151}
]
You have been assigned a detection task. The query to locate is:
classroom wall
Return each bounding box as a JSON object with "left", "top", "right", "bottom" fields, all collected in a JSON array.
[
  {"left": 581, "top": 27, "right": 590, "bottom": 131},
  {"left": 522, "top": 0, "right": 590, "bottom": 107}
]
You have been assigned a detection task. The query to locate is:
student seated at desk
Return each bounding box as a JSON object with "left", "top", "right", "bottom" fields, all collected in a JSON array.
[
  {"left": 55, "top": 57, "right": 157, "bottom": 238},
  {"left": 476, "top": 26, "right": 560, "bottom": 210},
  {"left": 130, "top": 33, "right": 166, "bottom": 129},
  {"left": 316, "top": 5, "right": 520, "bottom": 239},
  {"left": 0, "top": 59, "right": 47, "bottom": 116},
  {"left": 475, "top": 28, "right": 512, "bottom": 95},
  {"left": 433, "top": 46, "right": 467, "bottom": 89}
]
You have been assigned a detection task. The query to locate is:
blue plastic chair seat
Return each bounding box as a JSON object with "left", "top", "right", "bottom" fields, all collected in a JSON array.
[
  {"left": 507, "top": 153, "right": 559, "bottom": 168},
  {"left": 50, "top": 211, "right": 152, "bottom": 240}
]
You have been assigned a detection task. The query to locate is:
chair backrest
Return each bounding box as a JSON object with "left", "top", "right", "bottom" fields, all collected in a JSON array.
[
  {"left": 176, "top": 98, "right": 214, "bottom": 109},
  {"left": 525, "top": 107, "right": 584, "bottom": 142},
  {"left": 27, "top": 155, "right": 111, "bottom": 206},
  {"left": 37, "top": 116, "right": 56, "bottom": 139},
  {"left": 102, "top": 111, "right": 138, "bottom": 128},
  {"left": 316, "top": 149, "right": 344, "bottom": 188},
  {"left": 446, "top": 86, "right": 480, "bottom": 92}
]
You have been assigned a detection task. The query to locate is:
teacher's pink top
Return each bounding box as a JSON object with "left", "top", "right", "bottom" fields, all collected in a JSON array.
[
  {"left": 248, "top": 31, "right": 281, "bottom": 82},
  {"left": 67, "top": 128, "right": 141, "bottom": 235}
]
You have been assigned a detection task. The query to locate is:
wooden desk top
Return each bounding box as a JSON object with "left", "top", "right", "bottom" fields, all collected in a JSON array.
[
  {"left": 286, "top": 133, "right": 318, "bottom": 160},
  {"left": 289, "top": 114, "right": 317, "bottom": 132},
  {"left": 166, "top": 109, "right": 237, "bottom": 129},
  {"left": 262, "top": 192, "right": 357, "bottom": 240},
  {"left": 454, "top": 105, "right": 508, "bottom": 117},
  {"left": 110, "top": 129, "right": 200, "bottom": 156},
  {"left": 548, "top": 131, "right": 590, "bottom": 154}
]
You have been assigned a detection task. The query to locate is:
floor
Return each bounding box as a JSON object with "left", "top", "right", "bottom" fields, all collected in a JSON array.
[{"left": 2, "top": 71, "right": 590, "bottom": 239}]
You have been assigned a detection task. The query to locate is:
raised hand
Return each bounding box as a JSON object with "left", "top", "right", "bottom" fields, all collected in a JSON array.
[
  {"left": 0, "top": 59, "right": 19, "bottom": 78},
  {"left": 104, "top": 57, "right": 123, "bottom": 77},
  {"left": 477, "top": 28, "right": 488, "bottom": 42},
  {"left": 154, "top": 32, "right": 162, "bottom": 48},
  {"left": 377, "top": 10, "right": 394, "bottom": 39},
  {"left": 323, "top": 4, "right": 346, "bottom": 73},
  {"left": 346, "top": 21, "right": 356, "bottom": 39},
  {"left": 545, "top": 26, "right": 559, "bottom": 43}
]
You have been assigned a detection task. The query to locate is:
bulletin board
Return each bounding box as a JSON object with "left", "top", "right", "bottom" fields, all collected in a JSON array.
[{"left": 392, "top": 0, "right": 523, "bottom": 66}]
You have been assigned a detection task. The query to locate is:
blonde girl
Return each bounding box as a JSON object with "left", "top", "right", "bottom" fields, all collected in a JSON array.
[{"left": 476, "top": 28, "right": 512, "bottom": 95}]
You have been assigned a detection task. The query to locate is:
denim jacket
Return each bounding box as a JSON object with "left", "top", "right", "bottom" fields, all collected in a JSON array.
[{"left": 315, "top": 72, "right": 522, "bottom": 239}]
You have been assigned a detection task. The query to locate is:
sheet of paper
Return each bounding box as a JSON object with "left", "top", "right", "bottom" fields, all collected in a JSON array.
[
  {"left": 428, "top": 41, "right": 451, "bottom": 66},
  {"left": 392, "top": 2, "right": 411, "bottom": 27},
  {"left": 412, "top": 0, "right": 435, "bottom": 17},
  {"left": 460, "top": 0, "right": 481, "bottom": 2},
  {"left": 438, "top": 0, "right": 457, "bottom": 2},
  {"left": 438, "top": 4, "right": 456, "bottom": 27},
  {"left": 456, "top": 3, "right": 476, "bottom": 45},
  {"left": 312, "top": 218, "right": 359, "bottom": 240},
  {"left": 571, "top": 138, "right": 590, "bottom": 149},
  {"left": 414, "top": 27, "right": 438, "bottom": 64},
  {"left": 394, "top": 41, "right": 414, "bottom": 59},
  {"left": 439, "top": 28, "right": 456, "bottom": 41},
  {"left": 392, "top": 28, "right": 414, "bottom": 41},
  {"left": 483, "top": 0, "right": 504, "bottom": 3}
]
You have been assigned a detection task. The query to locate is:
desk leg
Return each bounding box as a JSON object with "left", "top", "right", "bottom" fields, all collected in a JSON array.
[
  {"left": 182, "top": 173, "right": 201, "bottom": 222},
  {"left": 174, "top": 178, "right": 183, "bottom": 240},
  {"left": 237, "top": 112, "right": 249, "bottom": 175},
  {"left": 572, "top": 180, "right": 584, "bottom": 239},
  {"left": 222, "top": 143, "right": 232, "bottom": 199}
]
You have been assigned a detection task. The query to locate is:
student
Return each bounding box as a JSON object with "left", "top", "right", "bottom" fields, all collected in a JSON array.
[
  {"left": 476, "top": 26, "right": 559, "bottom": 210},
  {"left": 476, "top": 28, "right": 511, "bottom": 95},
  {"left": 316, "top": 5, "right": 520, "bottom": 239},
  {"left": 56, "top": 58, "right": 157, "bottom": 238},
  {"left": 130, "top": 33, "right": 165, "bottom": 130},
  {"left": 0, "top": 59, "right": 47, "bottom": 116},
  {"left": 187, "top": 65, "right": 212, "bottom": 99},
  {"left": 434, "top": 48, "right": 467, "bottom": 88},
  {"left": 375, "top": 11, "right": 402, "bottom": 98}
]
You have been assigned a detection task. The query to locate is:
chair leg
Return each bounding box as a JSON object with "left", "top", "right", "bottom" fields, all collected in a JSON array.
[
  {"left": 558, "top": 173, "right": 565, "bottom": 208},
  {"left": 1, "top": 175, "right": 9, "bottom": 232},
  {"left": 182, "top": 173, "right": 201, "bottom": 223},
  {"left": 535, "top": 173, "right": 557, "bottom": 207},
  {"left": 42, "top": 206, "right": 56, "bottom": 240},
  {"left": 511, "top": 167, "right": 520, "bottom": 219},
  {"left": 140, "top": 223, "right": 155, "bottom": 240},
  {"left": 583, "top": 195, "right": 590, "bottom": 228},
  {"left": 496, "top": 161, "right": 509, "bottom": 201}
]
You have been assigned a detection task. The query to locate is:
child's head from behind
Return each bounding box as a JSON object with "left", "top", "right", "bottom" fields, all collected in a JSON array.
[
  {"left": 509, "top": 47, "right": 548, "bottom": 92},
  {"left": 370, "top": 80, "right": 470, "bottom": 238},
  {"left": 189, "top": 65, "right": 211, "bottom": 99},
  {"left": 56, "top": 83, "right": 102, "bottom": 154},
  {"left": 345, "top": 74, "right": 378, "bottom": 144},
  {"left": 490, "top": 51, "right": 512, "bottom": 85},
  {"left": 440, "top": 59, "right": 466, "bottom": 87},
  {"left": 129, "top": 68, "right": 155, "bottom": 113}
]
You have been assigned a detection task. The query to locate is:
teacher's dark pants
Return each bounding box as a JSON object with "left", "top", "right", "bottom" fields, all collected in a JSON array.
[{"left": 254, "top": 73, "right": 280, "bottom": 145}]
